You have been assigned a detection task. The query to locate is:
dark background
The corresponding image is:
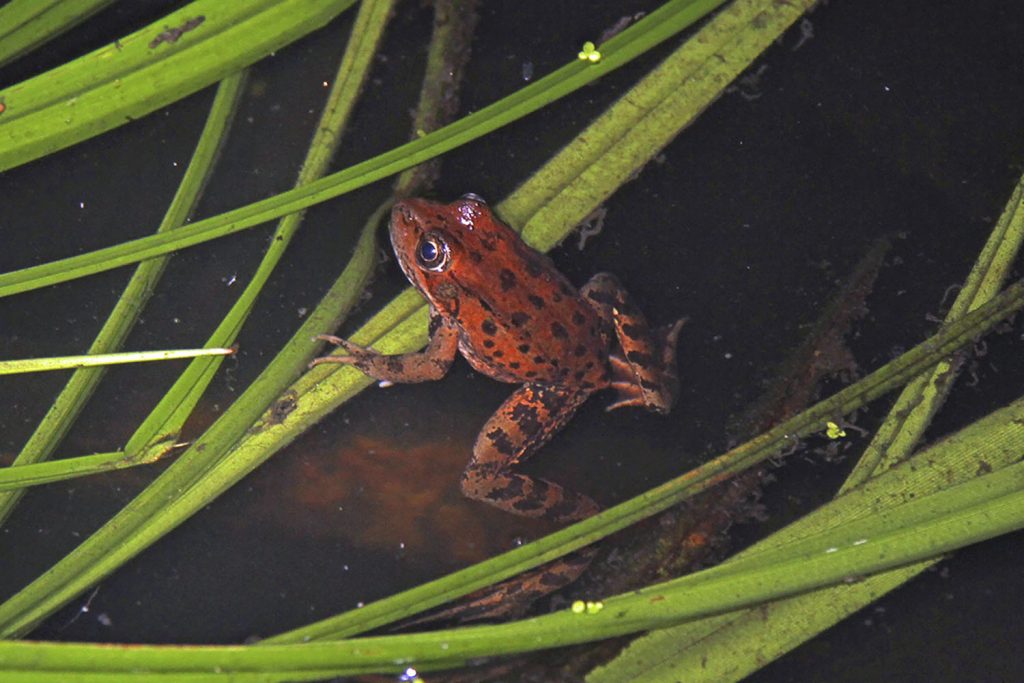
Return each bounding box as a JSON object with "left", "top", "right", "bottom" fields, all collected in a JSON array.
[{"left": 0, "top": 1, "right": 1022, "bottom": 680}]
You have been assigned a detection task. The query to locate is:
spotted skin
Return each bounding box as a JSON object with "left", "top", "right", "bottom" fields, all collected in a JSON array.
[
  {"left": 312, "top": 196, "right": 684, "bottom": 618},
  {"left": 462, "top": 383, "right": 597, "bottom": 523}
]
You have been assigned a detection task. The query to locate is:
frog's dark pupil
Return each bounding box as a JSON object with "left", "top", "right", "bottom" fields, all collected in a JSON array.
[{"left": 420, "top": 241, "right": 438, "bottom": 262}]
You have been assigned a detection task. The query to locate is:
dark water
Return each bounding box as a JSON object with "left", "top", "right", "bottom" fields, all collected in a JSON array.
[{"left": 0, "top": 0, "right": 1022, "bottom": 680}]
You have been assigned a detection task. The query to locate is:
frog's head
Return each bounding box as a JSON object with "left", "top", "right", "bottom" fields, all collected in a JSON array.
[{"left": 389, "top": 194, "right": 511, "bottom": 313}]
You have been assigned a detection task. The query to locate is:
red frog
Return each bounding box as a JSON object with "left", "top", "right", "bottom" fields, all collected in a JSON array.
[{"left": 313, "top": 195, "right": 684, "bottom": 613}]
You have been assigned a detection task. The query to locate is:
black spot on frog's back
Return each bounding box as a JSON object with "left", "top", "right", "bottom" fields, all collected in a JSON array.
[{"left": 499, "top": 268, "right": 517, "bottom": 291}]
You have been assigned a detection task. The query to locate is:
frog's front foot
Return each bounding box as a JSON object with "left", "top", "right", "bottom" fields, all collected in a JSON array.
[{"left": 310, "top": 315, "right": 460, "bottom": 382}]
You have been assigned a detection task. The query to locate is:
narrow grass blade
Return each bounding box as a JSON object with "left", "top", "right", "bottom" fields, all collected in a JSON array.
[
  {"left": 0, "top": 348, "right": 234, "bottom": 375},
  {"left": 0, "top": 71, "right": 245, "bottom": 527},
  {"left": 0, "top": 0, "right": 356, "bottom": 171},
  {"left": 0, "top": 450, "right": 178, "bottom": 491},
  {"left": 0, "top": 0, "right": 114, "bottom": 68},
  {"left": 846, "top": 173, "right": 1024, "bottom": 488}
]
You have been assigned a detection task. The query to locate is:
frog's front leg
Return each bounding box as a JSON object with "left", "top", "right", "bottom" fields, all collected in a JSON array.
[
  {"left": 461, "top": 383, "right": 599, "bottom": 523},
  {"left": 580, "top": 272, "right": 685, "bottom": 414},
  {"left": 310, "top": 313, "right": 459, "bottom": 383}
]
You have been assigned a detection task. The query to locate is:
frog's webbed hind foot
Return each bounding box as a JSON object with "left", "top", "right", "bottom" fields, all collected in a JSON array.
[
  {"left": 580, "top": 271, "right": 685, "bottom": 414},
  {"left": 606, "top": 316, "right": 686, "bottom": 413}
]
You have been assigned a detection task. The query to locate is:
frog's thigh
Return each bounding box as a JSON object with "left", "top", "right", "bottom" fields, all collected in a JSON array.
[
  {"left": 580, "top": 272, "right": 683, "bottom": 412},
  {"left": 461, "top": 384, "right": 598, "bottom": 523}
]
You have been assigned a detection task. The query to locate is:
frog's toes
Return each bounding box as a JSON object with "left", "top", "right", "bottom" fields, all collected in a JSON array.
[
  {"left": 308, "top": 354, "right": 357, "bottom": 368},
  {"left": 314, "top": 333, "right": 346, "bottom": 346},
  {"left": 315, "top": 335, "right": 373, "bottom": 357},
  {"left": 608, "top": 354, "right": 632, "bottom": 375},
  {"left": 604, "top": 381, "right": 648, "bottom": 411},
  {"left": 661, "top": 317, "right": 687, "bottom": 347},
  {"left": 659, "top": 317, "right": 687, "bottom": 361},
  {"left": 309, "top": 337, "right": 373, "bottom": 368}
]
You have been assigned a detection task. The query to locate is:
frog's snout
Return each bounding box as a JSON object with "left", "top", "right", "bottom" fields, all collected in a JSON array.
[{"left": 391, "top": 202, "right": 414, "bottom": 224}]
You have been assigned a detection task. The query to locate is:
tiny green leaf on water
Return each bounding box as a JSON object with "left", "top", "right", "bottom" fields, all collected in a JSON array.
[{"left": 578, "top": 41, "right": 602, "bottom": 62}]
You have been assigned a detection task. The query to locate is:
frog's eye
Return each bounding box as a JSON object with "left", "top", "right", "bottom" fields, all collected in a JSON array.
[
  {"left": 416, "top": 232, "right": 451, "bottom": 272},
  {"left": 460, "top": 192, "right": 486, "bottom": 204}
]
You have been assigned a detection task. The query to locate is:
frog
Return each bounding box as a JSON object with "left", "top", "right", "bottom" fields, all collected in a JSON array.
[{"left": 312, "top": 194, "right": 684, "bottom": 615}]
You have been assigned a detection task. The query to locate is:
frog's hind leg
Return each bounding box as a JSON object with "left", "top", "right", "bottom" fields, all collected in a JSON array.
[
  {"left": 580, "top": 272, "right": 685, "bottom": 414},
  {"left": 428, "top": 384, "right": 599, "bottom": 622},
  {"left": 461, "top": 383, "right": 599, "bottom": 523}
]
